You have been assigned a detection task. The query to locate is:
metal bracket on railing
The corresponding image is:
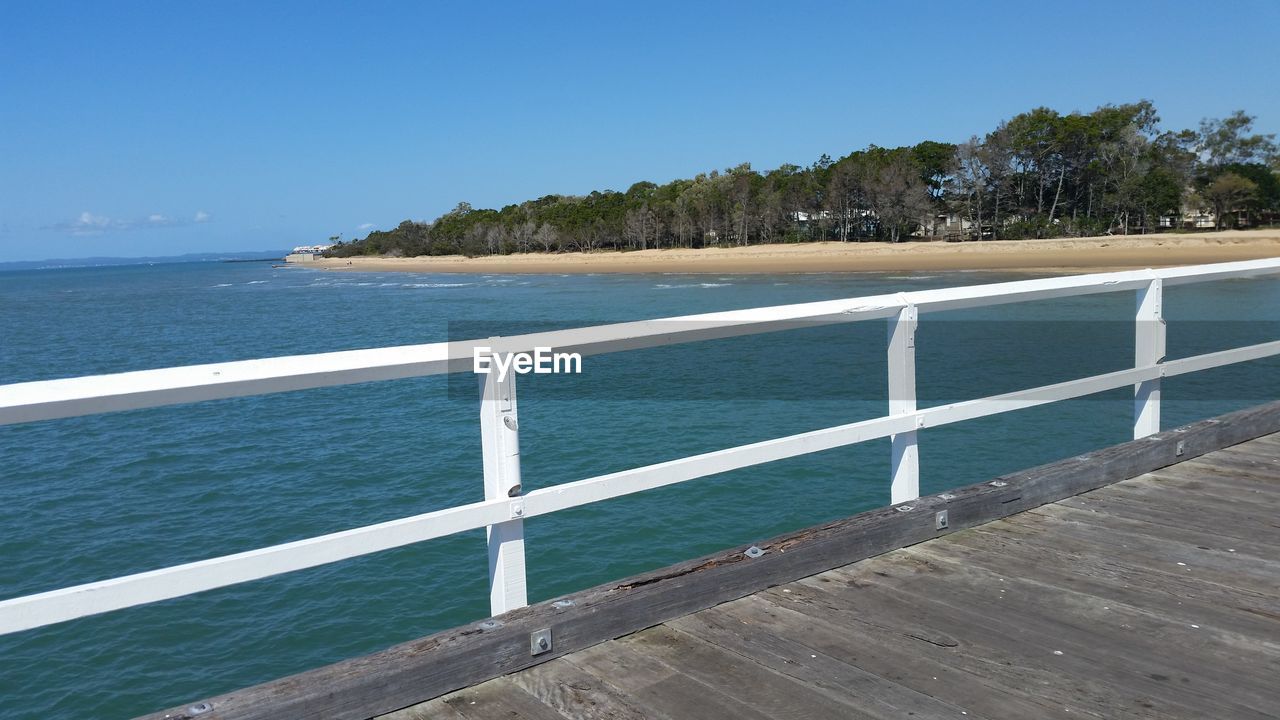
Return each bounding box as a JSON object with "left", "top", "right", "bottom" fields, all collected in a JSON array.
[{"left": 530, "top": 628, "right": 552, "bottom": 656}]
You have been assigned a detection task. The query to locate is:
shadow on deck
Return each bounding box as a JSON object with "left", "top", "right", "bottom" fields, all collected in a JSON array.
[{"left": 148, "top": 403, "right": 1280, "bottom": 720}]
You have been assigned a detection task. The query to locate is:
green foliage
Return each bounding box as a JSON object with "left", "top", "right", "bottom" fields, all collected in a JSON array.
[{"left": 323, "top": 101, "right": 1278, "bottom": 259}]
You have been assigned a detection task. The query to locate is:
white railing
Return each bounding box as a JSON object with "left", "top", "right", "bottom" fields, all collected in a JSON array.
[{"left": 2, "top": 258, "right": 1280, "bottom": 635}]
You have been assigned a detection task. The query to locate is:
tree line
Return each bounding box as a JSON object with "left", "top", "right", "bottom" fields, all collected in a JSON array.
[{"left": 327, "top": 101, "right": 1278, "bottom": 258}]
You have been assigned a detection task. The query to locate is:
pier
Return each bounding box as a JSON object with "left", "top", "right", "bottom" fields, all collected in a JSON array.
[
  {"left": 1, "top": 259, "right": 1278, "bottom": 719},
  {"left": 383, "top": 426, "right": 1280, "bottom": 720}
]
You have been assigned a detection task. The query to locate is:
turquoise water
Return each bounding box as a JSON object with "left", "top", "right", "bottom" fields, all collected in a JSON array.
[{"left": 1, "top": 261, "right": 1277, "bottom": 719}]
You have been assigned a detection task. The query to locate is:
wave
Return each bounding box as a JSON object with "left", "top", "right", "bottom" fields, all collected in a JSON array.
[{"left": 654, "top": 282, "right": 733, "bottom": 289}]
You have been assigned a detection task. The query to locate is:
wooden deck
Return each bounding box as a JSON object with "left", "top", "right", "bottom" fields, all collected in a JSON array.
[{"left": 385, "top": 433, "right": 1280, "bottom": 720}]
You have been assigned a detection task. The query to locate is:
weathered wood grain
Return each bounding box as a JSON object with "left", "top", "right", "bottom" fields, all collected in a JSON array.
[
  {"left": 792, "top": 561, "right": 1274, "bottom": 720},
  {"left": 564, "top": 640, "right": 775, "bottom": 720},
  {"left": 379, "top": 678, "right": 563, "bottom": 720},
  {"left": 138, "top": 400, "right": 1280, "bottom": 720},
  {"left": 763, "top": 578, "right": 1167, "bottom": 719},
  {"left": 621, "top": 624, "right": 882, "bottom": 720},
  {"left": 1052, "top": 490, "right": 1280, "bottom": 552},
  {"left": 667, "top": 603, "right": 988, "bottom": 720},
  {"left": 928, "top": 510, "right": 1280, "bottom": 637},
  {"left": 506, "top": 655, "right": 660, "bottom": 720},
  {"left": 862, "top": 548, "right": 1279, "bottom": 713}
]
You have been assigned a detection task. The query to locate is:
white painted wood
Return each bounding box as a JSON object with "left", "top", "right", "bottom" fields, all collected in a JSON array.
[
  {"left": 888, "top": 303, "right": 920, "bottom": 504},
  {"left": 1162, "top": 340, "right": 1280, "bottom": 376},
  {"left": 3, "top": 342, "right": 1276, "bottom": 636},
  {"left": 1134, "top": 276, "right": 1165, "bottom": 438},
  {"left": 0, "top": 497, "right": 512, "bottom": 636},
  {"left": 2, "top": 258, "right": 1280, "bottom": 636},
  {"left": 478, "top": 366, "right": 527, "bottom": 615},
  {"left": 6, "top": 257, "right": 1279, "bottom": 426}
]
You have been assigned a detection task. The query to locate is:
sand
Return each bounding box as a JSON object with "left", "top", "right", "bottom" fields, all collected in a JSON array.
[{"left": 306, "top": 229, "right": 1280, "bottom": 275}]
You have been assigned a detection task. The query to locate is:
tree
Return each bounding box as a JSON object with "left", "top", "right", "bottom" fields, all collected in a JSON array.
[
  {"left": 979, "top": 123, "right": 1016, "bottom": 238},
  {"left": 323, "top": 99, "right": 1277, "bottom": 260},
  {"left": 1005, "top": 107, "right": 1061, "bottom": 215},
  {"left": 911, "top": 140, "right": 956, "bottom": 203},
  {"left": 1203, "top": 173, "right": 1257, "bottom": 230},
  {"left": 533, "top": 223, "right": 559, "bottom": 252},
  {"left": 954, "top": 137, "right": 988, "bottom": 239},
  {"left": 512, "top": 219, "right": 537, "bottom": 253},
  {"left": 623, "top": 207, "right": 657, "bottom": 250},
  {"left": 1200, "top": 111, "right": 1278, "bottom": 167},
  {"left": 826, "top": 158, "right": 863, "bottom": 241},
  {"left": 865, "top": 153, "right": 932, "bottom": 242}
]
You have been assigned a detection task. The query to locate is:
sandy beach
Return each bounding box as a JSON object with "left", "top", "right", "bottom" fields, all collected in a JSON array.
[{"left": 307, "top": 229, "right": 1280, "bottom": 275}]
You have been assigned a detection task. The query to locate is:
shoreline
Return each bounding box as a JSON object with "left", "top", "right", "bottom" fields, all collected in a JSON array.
[{"left": 307, "top": 229, "right": 1280, "bottom": 275}]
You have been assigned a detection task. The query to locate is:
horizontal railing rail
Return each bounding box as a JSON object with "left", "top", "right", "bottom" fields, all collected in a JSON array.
[{"left": 2, "top": 258, "right": 1279, "bottom": 635}]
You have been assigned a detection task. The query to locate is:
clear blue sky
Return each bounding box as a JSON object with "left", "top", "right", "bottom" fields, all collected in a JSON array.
[{"left": 2, "top": 0, "right": 1277, "bottom": 261}]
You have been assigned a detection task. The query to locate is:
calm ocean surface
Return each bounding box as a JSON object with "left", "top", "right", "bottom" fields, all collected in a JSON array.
[{"left": 1, "top": 260, "right": 1277, "bottom": 719}]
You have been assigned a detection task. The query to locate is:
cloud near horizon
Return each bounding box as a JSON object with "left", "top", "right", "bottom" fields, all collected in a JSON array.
[
  {"left": 47, "top": 210, "right": 213, "bottom": 235},
  {"left": 356, "top": 222, "right": 376, "bottom": 232}
]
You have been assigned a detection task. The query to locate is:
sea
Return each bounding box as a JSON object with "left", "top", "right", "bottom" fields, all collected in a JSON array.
[{"left": 1, "top": 260, "right": 1277, "bottom": 719}]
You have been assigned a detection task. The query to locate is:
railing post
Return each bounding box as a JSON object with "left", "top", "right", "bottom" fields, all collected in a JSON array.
[
  {"left": 888, "top": 302, "right": 919, "bottom": 504},
  {"left": 479, "top": 355, "right": 528, "bottom": 615},
  {"left": 1134, "top": 276, "right": 1165, "bottom": 439}
]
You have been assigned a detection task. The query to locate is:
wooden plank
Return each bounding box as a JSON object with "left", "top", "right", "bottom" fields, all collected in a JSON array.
[
  {"left": 564, "top": 639, "right": 776, "bottom": 720},
  {"left": 376, "top": 694, "right": 460, "bottom": 720},
  {"left": 792, "top": 560, "right": 1275, "bottom": 720},
  {"left": 1107, "top": 472, "right": 1280, "bottom": 512},
  {"left": 1204, "top": 443, "right": 1280, "bottom": 468},
  {"left": 379, "top": 678, "right": 565, "bottom": 720},
  {"left": 136, "top": 403, "right": 1280, "bottom": 720},
  {"left": 937, "top": 512, "right": 1280, "bottom": 631},
  {"left": 1055, "top": 488, "right": 1280, "bottom": 552},
  {"left": 762, "top": 580, "right": 1168, "bottom": 719},
  {"left": 1175, "top": 452, "right": 1280, "bottom": 484},
  {"left": 1233, "top": 433, "right": 1280, "bottom": 454},
  {"left": 900, "top": 541, "right": 1280, "bottom": 662},
  {"left": 506, "top": 657, "right": 662, "bottom": 720},
  {"left": 1001, "top": 507, "right": 1280, "bottom": 595},
  {"left": 967, "top": 513, "right": 1280, "bottom": 622},
  {"left": 668, "top": 604, "right": 987, "bottom": 720},
  {"left": 687, "top": 594, "right": 1068, "bottom": 720},
  {"left": 827, "top": 550, "right": 1280, "bottom": 717},
  {"left": 622, "top": 624, "right": 884, "bottom": 720},
  {"left": 1142, "top": 462, "right": 1280, "bottom": 501}
]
